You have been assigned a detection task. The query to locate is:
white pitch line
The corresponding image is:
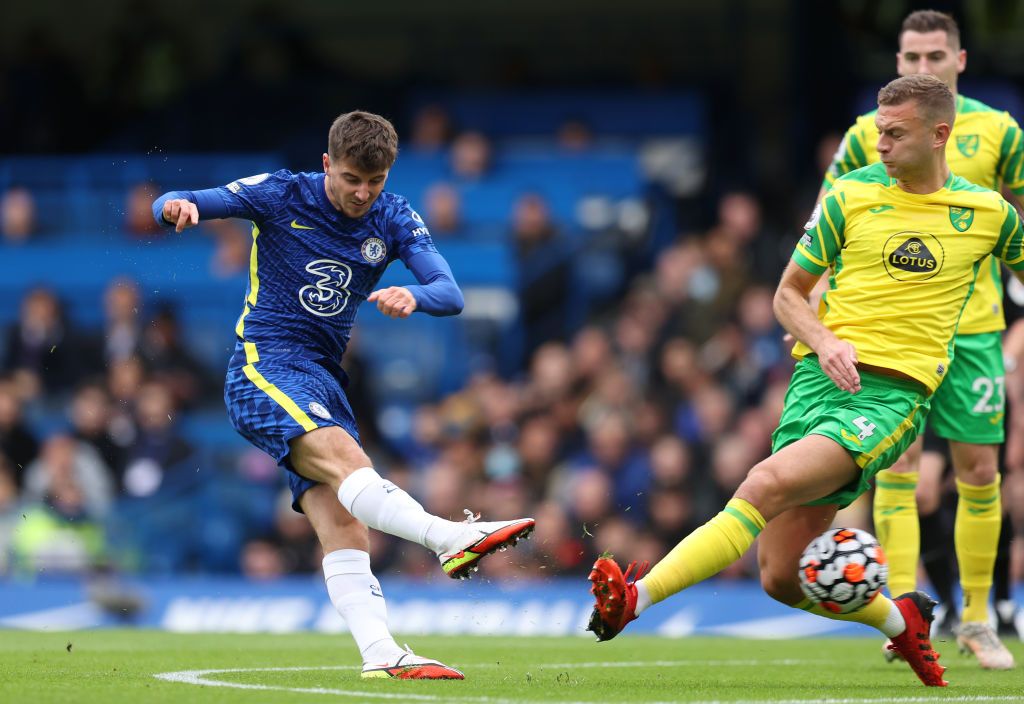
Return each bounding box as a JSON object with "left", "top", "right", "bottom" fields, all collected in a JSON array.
[{"left": 154, "top": 664, "right": 1024, "bottom": 704}]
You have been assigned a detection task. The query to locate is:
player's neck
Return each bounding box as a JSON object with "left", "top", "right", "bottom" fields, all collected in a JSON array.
[
  {"left": 896, "top": 160, "right": 951, "bottom": 195},
  {"left": 323, "top": 174, "right": 343, "bottom": 212}
]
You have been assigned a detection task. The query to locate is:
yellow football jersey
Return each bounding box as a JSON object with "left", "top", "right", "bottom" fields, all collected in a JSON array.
[
  {"left": 794, "top": 162, "right": 1024, "bottom": 393},
  {"left": 824, "top": 95, "right": 1024, "bottom": 334}
]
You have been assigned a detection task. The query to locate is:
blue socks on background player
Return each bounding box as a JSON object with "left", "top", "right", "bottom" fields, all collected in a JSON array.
[{"left": 336, "top": 466, "right": 461, "bottom": 554}]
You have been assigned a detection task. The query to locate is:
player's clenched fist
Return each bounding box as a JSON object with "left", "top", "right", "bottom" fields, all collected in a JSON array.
[
  {"left": 368, "top": 286, "right": 418, "bottom": 318},
  {"left": 162, "top": 199, "right": 200, "bottom": 232}
]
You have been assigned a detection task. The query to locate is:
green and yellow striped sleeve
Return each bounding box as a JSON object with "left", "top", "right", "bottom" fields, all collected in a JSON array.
[
  {"left": 997, "top": 117, "right": 1024, "bottom": 195},
  {"left": 794, "top": 192, "right": 846, "bottom": 274},
  {"left": 823, "top": 123, "right": 871, "bottom": 189},
  {"left": 995, "top": 200, "right": 1024, "bottom": 271}
]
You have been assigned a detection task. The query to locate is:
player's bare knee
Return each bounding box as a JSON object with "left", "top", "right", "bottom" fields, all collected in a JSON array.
[
  {"left": 736, "top": 462, "right": 785, "bottom": 519},
  {"left": 950, "top": 442, "right": 999, "bottom": 486},
  {"left": 956, "top": 461, "right": 998, "bottom": 487}
]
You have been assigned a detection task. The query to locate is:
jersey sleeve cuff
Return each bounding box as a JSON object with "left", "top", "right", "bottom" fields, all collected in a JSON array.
[{"left": 793, "top": 248, "right": 827, "bottom": 275}]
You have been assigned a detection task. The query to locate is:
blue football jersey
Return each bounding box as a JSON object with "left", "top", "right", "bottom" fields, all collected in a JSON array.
[{"left": 209, "top": 170, "right": 438, "bottom": 364}]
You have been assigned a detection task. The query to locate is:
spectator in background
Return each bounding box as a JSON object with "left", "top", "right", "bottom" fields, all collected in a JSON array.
[
  {"left": 23, "top": 433, "right": 115, "bottom": 519},
  {"left": 516, "top": 412, "right": 563, "bottom": 502},
  {"left": 510, "top": 192, "right": 573, "bottom": 362},
  {"left": 0, "top": 456, "right": 20, "bottom": 573},
  {"left": 124, "top": 180, "right": 162, "bottom": 238},
  {"left": 68, "top": 381, "right": 128, "bottom": 487},
  {"left": 2, "top": 287, "right": 95, "bottom": 397},
  {"left": 106, "top": 355, "right": 144, "bottom": 448},
  {"left": 449, "top": 130, "right": 492, "bottom": 181},
  {"left": 716, "top": 191, "right": 786, "bottom": 284},
  {"left": 570, "top": 411, "right": 651, "bottom": 520},
  {"left": 0, "top": 377, "right": 39, "bottom": 487},
  {"left": 139, "top": 303, "right": 218, "bottom": 408},
  {"left": 204, "top": 218, "right": 251, "bottom": 278},
  {"left": 239, "top": 538, "right": 286, "bottom": 580},
  {"left": 556, "top": 117, "right": 594, "bottom": 153},
  {"left": 269, "top": 489, "right": 322, "bottom": 574},
  {"left": 0, "top": 187, "right": 37, "bottom": 244},
  {"left": 102, "top": 277, "right": 143, "bottom": 365},
  {"left": 122, "top": 381, "right": 195, "bottom": 498},
  {"left": 10, "top": 462, "right": 107, "bottom": 575},
  {"left": 408, "top": 104, "right": 454, "bottom": 153},
  {"left": 422, "top": 182, "right": 467, "bottom": 239}
]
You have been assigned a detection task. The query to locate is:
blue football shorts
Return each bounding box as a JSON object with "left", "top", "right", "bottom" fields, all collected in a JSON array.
[{"left": 223, "top": 352, "right": 362, "bottom": 511}]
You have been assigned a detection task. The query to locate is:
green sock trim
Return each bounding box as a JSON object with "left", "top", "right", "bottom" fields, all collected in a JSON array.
[
  {"left": 875, "top": 480, "right": 917, "bottom": 490},
  {"left": 724, "top": 506, "right": 762, "bottom": 537},
  {"left": 961, "top": 493, "right": 1000, "bottom": 505}
]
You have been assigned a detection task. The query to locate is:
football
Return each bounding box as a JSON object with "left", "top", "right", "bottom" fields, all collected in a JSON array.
[{"left": 798, "top": 528, "right": 888, "bottom": 614}]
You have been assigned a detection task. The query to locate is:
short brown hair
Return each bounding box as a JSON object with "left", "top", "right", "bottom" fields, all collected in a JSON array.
[
  {"left": 877, "top": 74, "right": 956, "bottom": 126},
  {"left": 901, "top": 10, "right": 960, "bottom": 49},
  {"left": 327, "top": 111, "right": 399, "bottom": 172}
]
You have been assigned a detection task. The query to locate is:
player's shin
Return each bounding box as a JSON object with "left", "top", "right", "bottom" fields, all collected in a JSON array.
[
  {"left": 954, "top": 478, "right": 1001, "bottom": 623},
  {"left": 872, "top": 469, "right": 920, "bottom": 596},
  {"left": 322, "top": 549, "right": 404, "bottom": 664},
  {"left": 336, "top": 467, "right": 458, "bottom": 552},
  {"left": 795, "top": 594, "right": 907, "bottom": 637},
  {"left": 640, "top": 498, "right": 765, "bottom": 604}
]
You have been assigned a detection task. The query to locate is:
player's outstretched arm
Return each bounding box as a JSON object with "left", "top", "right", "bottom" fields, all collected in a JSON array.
[
  {"left": 372, "top": 250, "right": 464, "bottom": 319},
  {"left": 774, "top": 260, "right": 861, "bottom": 393},
  {"left": 152, "top": 186, "right": 241, "bottom": 233}
]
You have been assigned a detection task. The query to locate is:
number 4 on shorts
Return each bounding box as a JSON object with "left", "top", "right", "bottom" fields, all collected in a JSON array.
[{"left": 853, "top": 415, "right": 876, "bottom": 441}]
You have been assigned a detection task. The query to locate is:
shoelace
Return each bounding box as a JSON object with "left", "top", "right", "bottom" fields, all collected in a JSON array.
[
  {"left": 462, "top": 508, "right": 481, "bottom": 523},
  {"left": 623, "top": 560, "right": 650, "bottom": 584}
]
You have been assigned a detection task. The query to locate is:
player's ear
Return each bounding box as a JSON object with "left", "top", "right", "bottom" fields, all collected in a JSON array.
[
  {"left": 322, "top": 153, "right": 331, "bottom": 173},
  {"left": 934, "top": 122, "right": 952, "bottom": 150}
]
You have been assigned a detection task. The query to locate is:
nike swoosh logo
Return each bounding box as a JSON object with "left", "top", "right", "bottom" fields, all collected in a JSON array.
[
  {"left": 290, "top": 220, "right": 315, "bottom": 230},
  {"left": 869, "top": 205, "right": 894, "bottom": 214}
]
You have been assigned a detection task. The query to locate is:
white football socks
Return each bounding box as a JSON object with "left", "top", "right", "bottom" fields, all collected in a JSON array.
[
  {"left": 880, "top": 600, "right": 907, "bottom": 638},
  {"left": 634, "top": 580, "right": 652, "bottom": 616},
  {"left": 322, "top": 549, "right": 403, "bottom": 664},
  {"left": 336, "top": 467, "right": 460, "bottom": 554}
]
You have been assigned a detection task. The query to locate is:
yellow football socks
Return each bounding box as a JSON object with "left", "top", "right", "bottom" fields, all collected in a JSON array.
[
  {"left": 795, "top": 593, "right": 904, "bottom": 636},
  {"left": 642, "top": 498, "right": 766, "bottom": 604},
  {"left": 955, "top": 478, "right": 1000, "bottom": 623},
  {"left": 872, "top": 469, "right": 920, "bottom": 597}
]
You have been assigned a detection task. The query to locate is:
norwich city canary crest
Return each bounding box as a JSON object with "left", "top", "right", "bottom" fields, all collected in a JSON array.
[
  {"left": 956, "top": 134, "right": 979, "bottom": 158},
  {"left": 949, "top": 206, "right": 974, "bottom": 232}
]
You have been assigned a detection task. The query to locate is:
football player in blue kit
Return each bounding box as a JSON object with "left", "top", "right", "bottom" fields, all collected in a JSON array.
[{"left": 152, "top": 111, "right": 535, "bottom": 680}]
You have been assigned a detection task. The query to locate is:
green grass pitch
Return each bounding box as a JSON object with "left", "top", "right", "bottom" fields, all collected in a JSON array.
[{"left": 1, "top": 630, "right": 1021, "bottom": 702}]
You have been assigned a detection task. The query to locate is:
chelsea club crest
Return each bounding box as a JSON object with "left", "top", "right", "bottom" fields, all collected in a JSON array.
[{"left": 361, "top": 237, "right": 387, "bottom": 263}]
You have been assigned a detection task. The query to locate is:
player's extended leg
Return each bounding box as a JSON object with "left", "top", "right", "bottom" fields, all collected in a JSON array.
[
  {"left": 290, "top": 426, "right": 534, "bottom": 579},
  {"left": 872, "top": 436, "right": 922, "bottom": 599},
  {"left": 948, "top": 440, "right": 1015, "bottom": 669},
  {"left": 300, "top": 485, "right": 463, "bottom": 680},
  {"left": 588, "top": 434, "right": 855, "bottom": 641},
  {"left": 993, "top": 504, "right": 1019, "bottom": 638},
  {"left": 758, "top": 504, "right": 946, "bottom": 687}
]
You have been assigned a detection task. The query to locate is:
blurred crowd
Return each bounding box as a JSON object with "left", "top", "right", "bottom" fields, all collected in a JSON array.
[{"left": 1, "top": 109, "right": 1022, "bottom": 590}]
